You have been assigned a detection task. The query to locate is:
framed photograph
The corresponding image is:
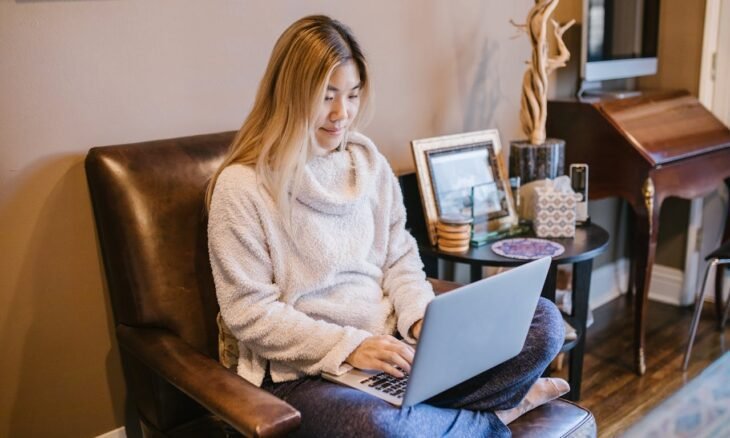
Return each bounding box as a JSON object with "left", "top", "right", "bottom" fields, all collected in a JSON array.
[{"left": 411, "top": 129, "right": 518, "bottom": 246}]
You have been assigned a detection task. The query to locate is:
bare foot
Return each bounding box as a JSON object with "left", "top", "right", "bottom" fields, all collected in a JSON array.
[{"left": 495, "top": 378, "right": 570, "bottom": 425}]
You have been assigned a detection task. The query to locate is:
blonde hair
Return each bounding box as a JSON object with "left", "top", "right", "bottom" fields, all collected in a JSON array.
[{"left": 206, "top": 15, "right": 371, "bottom": 226}]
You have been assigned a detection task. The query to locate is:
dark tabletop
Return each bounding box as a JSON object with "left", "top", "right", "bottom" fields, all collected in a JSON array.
[{"left": 417, "top": 223, "right": 610, "bottom": 267}]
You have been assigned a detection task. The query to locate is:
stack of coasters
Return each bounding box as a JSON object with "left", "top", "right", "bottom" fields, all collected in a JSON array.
[{"left": 436, "top": 214, "right": 473, "bottom": 253}]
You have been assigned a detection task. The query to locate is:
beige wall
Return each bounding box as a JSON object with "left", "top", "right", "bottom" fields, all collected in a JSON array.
[
  {"left": 638, "top": 0, "right": 706, "bottom": 96},
  {"left": 549, "top": 0, "right": 707, "bottom": 97},
  {"left": 0, "top": 1, "right": 533, "bottom": 436}
]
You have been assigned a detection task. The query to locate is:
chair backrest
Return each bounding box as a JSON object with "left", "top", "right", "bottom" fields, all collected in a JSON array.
[
  {"left": 86, "top": 132, "right": 237, "bottom": 434},
  {"left": 87, "top": 131, "right": 235, "bottom": 355},
  {"left": 85, "top": 134, "right": 457, "bottom": 434}
]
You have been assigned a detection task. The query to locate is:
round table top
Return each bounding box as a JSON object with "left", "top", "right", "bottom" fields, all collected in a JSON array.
[{"left": 418, "top": 223, "right": 610, "bottom": 267}]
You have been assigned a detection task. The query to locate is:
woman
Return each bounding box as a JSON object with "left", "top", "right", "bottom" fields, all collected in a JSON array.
[{"left": 207, "top": 15, "right": 568, "bottom": 437}]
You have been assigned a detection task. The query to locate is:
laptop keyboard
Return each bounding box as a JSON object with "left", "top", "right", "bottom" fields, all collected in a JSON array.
[{"left": 360, "top": 370, "right": 409, "bottom": 399}]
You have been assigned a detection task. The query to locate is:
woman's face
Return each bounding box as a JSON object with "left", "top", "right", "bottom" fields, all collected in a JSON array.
[{"left": 313, "top": 60, "right": 361, "bottom": 153}]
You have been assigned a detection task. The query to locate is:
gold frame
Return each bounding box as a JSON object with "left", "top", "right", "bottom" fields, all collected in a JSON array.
[{"left": 410, "top": 129, "right": 518, "bottom": 246}]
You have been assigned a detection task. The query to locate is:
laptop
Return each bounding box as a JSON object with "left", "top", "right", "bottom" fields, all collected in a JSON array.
[{"left": 322, "top": 256, "right": 551, "bottom": 407}]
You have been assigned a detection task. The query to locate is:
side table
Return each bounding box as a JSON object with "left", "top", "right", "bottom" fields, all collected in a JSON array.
[{"left": 416, "top": 224, "right": 610, "bottom": 401}]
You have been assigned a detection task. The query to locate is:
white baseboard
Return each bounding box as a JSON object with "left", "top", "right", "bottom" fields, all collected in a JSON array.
[
  {"left": 572, "top": 254, "right": 729, "bottom": 312},
  {"left": 96, "top": 427, "right": 126, "bottom": 438},
  {"left": 647, "top": 263, "right": 729, "bottom": 307},
  {"left": 588, "top": 259, "right": 693, "bottom": 309},
  {"left": 647, "top": 264, "right": 685, "bottom": 306}
]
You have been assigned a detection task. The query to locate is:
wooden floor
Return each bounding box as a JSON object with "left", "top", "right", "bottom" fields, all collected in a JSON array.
[{"left": 552, "top": 295, "right": 728, "bottom": 437}]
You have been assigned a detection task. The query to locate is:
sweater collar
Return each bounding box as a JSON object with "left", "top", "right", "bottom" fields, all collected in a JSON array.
[{"left": 296, "top": 132, "right": 379, "bottom": 215}]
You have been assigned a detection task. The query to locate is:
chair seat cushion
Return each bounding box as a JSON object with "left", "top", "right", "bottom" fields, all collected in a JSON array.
[{"left": 510, "top": 398, "right": 597, "bottom": 437}]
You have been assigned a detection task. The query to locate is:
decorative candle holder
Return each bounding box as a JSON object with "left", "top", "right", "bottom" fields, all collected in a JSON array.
[{"left": 509, "top": 138, "right": 566, "bottom": 184}]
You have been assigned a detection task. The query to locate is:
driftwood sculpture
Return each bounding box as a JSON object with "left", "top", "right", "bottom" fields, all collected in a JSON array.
[{"left": 512, "top": 0, "right": 575, "bottom": 145}]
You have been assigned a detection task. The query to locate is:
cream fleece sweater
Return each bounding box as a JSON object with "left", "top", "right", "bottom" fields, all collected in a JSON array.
[{"left": 208, "top": 132, "right": 435, "bottom": 386}]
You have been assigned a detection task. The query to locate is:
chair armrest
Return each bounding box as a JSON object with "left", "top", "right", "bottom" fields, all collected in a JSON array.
[{"left": 117, "top": 325, "right": 301, "bottom": 437}]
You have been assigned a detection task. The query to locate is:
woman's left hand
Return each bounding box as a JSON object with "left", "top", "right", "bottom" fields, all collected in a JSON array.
[{"left": 409, "top": 319, "right": 423, "bottom": 340}]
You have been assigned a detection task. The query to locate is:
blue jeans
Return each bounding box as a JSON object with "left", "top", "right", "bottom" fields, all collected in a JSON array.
[{"left": 262, "top": 298, "right": 565, "bottom": 437}]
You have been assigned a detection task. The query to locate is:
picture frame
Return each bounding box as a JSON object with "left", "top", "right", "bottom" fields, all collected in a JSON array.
[{"left": 411, "top": 129, "right": 518, "bottom": 246}]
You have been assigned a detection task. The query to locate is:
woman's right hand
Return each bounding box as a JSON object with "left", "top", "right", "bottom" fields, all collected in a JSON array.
[{"left": 345, "top": 335, "right": 415, "bottom": 378}]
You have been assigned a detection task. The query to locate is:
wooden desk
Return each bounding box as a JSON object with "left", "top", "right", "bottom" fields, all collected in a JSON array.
[{"left": 547, "top": 90, "right": 730, "bottom": 375}]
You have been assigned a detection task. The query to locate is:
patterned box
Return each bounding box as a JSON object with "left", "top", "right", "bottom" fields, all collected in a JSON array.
[{"left": 533, "top": 187, "right": 578, "bottom": 238}]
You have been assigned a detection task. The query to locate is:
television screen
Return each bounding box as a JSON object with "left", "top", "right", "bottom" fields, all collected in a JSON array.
[{"left": 583, "top": 0, "right": 660, "bottom": 82}]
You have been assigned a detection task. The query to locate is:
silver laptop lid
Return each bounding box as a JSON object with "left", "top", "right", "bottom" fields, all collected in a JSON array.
[{"left": 402, "top": 256, "right": 551, "bottom": 406}]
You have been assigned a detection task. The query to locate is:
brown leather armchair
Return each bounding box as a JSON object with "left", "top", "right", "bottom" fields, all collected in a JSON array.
[{"left": 85, "top": 132, "right": 597, "bottom": 437}]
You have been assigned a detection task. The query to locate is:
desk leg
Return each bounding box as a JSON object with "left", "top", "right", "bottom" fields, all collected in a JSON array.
[
  {"left": 568, "top": 260, "right": 592, "bottom": 401},
  {"left": 626, "top": 205, "right": 637, "bottom": 299},
  {"left": 632, "top": 181, "right": 662, "bottom": 376}
]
